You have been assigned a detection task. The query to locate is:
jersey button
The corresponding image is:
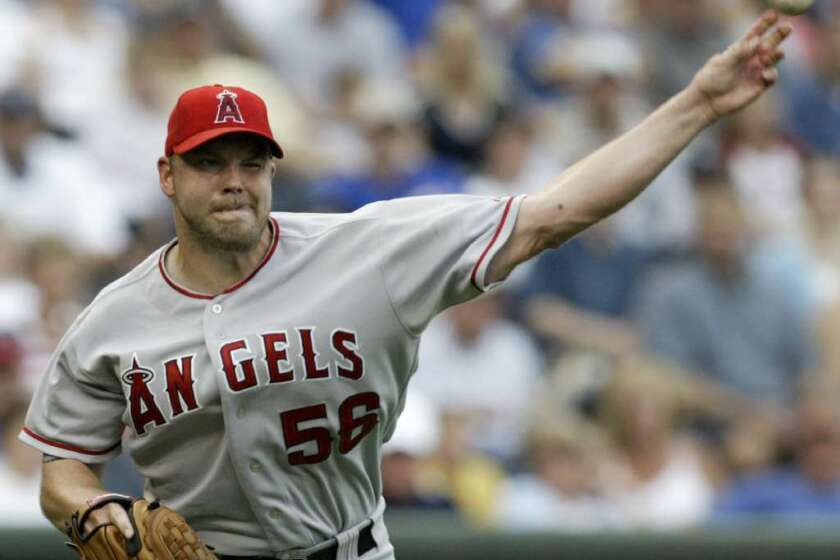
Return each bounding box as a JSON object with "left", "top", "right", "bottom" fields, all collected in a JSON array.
[
  {"left": 269, "top": 508, "right": 280, "bottom": 520},
  {"left": 236, "top": 406, "right": 246, "bottom": 418},
  {"left": 249, "top": 460, "right": 262, "bottom": 473},
  {"left": 211, "top": 304, "right": 223, "bottom": 314}
]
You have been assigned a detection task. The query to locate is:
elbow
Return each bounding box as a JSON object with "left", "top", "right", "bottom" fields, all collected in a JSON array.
[
  {"left": 39, "top": 459, "right": 79, "bottom": 531},
  {"left": 532, "top": 217, "right": 589, "bottom": 253},
  {"left": 38, "top": 465, "right": 49, "bottom": 514},
  {"left": 530, "top": 198, "right": 602, "bottom": 253},
  {"left": 39, "top": 478, "right": 63, "bottom": 530},
  {"left": 519, "top": 192, "right": 606, "bottom": 256},
  {"left": 533, "top": 223, "right": 568, "bottom": 253}
]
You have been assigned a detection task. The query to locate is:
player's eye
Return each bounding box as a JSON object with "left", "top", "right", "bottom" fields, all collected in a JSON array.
[
  {"left": 195, "top": 157, "right": 222, "bottom": 171},
  {"left": 243, "top": 161, "right": 265, "bottom": 170}
]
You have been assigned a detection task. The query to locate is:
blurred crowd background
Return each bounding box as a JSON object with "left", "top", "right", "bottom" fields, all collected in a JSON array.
[{"left": 2, "top": 0, "right": 840, "bottom": 535}]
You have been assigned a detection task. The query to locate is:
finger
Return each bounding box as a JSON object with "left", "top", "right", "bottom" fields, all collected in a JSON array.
[
  {"left": 730, "top": 36, "right": 761, "bottom": 64},
  {"left": 84, "top": 504, "right": 135, "bottom": 539},
  {"left": 762, "top": 67, "right": 779, "bottom": 87},
  {"left": 758, "top": 47, "right": 785, "bottom": 67},
  {"left": 757, "top": 39, "right": 787, "bottom": 68},
  {"left": 731, "top": 18, "right": 790, "bottom": 66},
  {"left": 768, "top": 49, "right": 786, "bottom": 66},
  {"left": 106, "top": 504, "right": 135, "bottom": 539},
  {"left": 741, "top": 10, "right": 779, "bottom": 42},
  {"left": 763, "top": 24, "right": 792, "bottom": 50}
]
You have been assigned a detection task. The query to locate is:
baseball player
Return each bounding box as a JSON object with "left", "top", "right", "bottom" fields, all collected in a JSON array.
[{"left": 21, "top": 11, "right": 789, "bottom": 560}]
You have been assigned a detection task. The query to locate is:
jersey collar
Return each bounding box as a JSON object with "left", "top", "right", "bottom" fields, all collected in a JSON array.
[{"left": 158, "top": 217, "right": 279, "bottom": 300}]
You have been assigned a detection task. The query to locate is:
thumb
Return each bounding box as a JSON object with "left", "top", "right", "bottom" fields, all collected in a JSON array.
[
  {"left": 79, "top": 495, "right": 137, "bottom": 540},
  {"left": 104, "top": 503, "right": 135, "bottom": 540},
  {"left": 111, "top": 504, "right": 134, "bottom": 540}
]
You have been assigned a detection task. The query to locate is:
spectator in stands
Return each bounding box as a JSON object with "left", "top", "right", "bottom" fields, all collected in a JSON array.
[
  {"left": 519, "top": 219, "right": 650, "bottom": 357},
  {"left": 0, "top": 89, "right": 129, "bottom": 257},
  {"left": 509, "top": 0, "right": 576, "bottom": 101},
  {"left": 1, "top": 237, "right": 91, "bottom": 396},
  {"left": 715, "top": 387, "right": 840, "bottom": 521},
  {"left": 721, "top": 410, "right": 782, "bottom": 481},
  {"left": 599, "top": 364, "right": 718, "bottom": 530},
  {"left": 0, "top": 223, "right": 39, "bottom": 334},
  {"left": 313, "top": 79, "right": 464, "bottom": 212},
  {"left": 369, "top": 0, "right": 444, "bottom": 50},
  {"left": 796, "top": 159, "right": 840, "bottom": 383},
  {"left": 231, "top": 0, "right": 408, "bottom": 115},
  {"left": 534, "top": 30, "right": 646, "bottom": 166},
  {"left": 381, "top": 391, "right": 453, "bottom": 511},
  {"left": 411, "top": 293, "right": 544, "bottom": 463},
  {"left": 635, "top": 0, "right": 731, "bottom": 103},
  {"left": 725, "top": 92, "right": 806, "bottom": 237},
  {"left": 83, "top": 35, "right": 170, "bottom": 224},
  {"left": 19, "top": 0, "right": 129, "bottom": 136},
  {"left": 25, "top": 237, "right": 88, "bottom": 350},
  {"left": 639, "top": 177, "right": 816, "bottom": 405},
  {"left": 0, "top": 333, "right": 25, "bottom": 433},
  {"left": 0, "top": 395, "right": 48, "bottom": 527},
  {"left": 722, "top": 92, "right": 816, "bottom": 323},
  {"left": 495, "top": 417, "right": 622, "bottom": 531},
  {"left": 802, "top": 159, "right": 840, "bottom": 309},
  {"left": 782, "top": 11, "right": 840, "bottom": 156},
  {"left": 463, "top": 113, "right": 560, "bottom": 199},
  {"left": 415, "top": 411, "right": 508, "bottom": 527},
  {"left": 131, "top": 0, "right": 263, "bottom": 60},
  {"left": 311, "top": 68, "right": 375, "bottom": 177},
  {"left": 570, "top": 0, "right": 632, "bottom": 27},
  {"left": 0, "top": 0, "right": 32, "bottom": 91},
  {"left": 415, "top": 4, "right": 510, "bottom": 169}
]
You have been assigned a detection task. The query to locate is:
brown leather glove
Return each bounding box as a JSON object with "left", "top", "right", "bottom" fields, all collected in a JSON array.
[{"left": 66, "top": 494, "right": 217, "bottom": 560}]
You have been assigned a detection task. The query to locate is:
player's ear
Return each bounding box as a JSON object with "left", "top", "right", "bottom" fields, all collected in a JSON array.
[{"left": 158, "top": 156, "right": 176, "bottom": 198}]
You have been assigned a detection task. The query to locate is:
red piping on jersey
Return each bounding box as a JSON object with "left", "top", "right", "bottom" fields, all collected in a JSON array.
[
  {"left": 21, "top": 427, "right": 121, "bottom": 456},
  {"left": 470, "top": 197, "right": 514, "bottom": 292},
  {"left": 159, "top": 217, "right": 280, "bottom": 300}
]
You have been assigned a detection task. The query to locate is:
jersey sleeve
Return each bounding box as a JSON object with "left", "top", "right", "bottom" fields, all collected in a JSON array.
[
  {"left": 372, "top": 194, "right": 525, "bottom": 335},
  {"left": 19, "top": 322, "right": 125, "bottom": 463}
]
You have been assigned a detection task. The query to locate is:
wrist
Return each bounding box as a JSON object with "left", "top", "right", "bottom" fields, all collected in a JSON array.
[{"left": 676, "top": 84, "right": 720, "bottom": 129}]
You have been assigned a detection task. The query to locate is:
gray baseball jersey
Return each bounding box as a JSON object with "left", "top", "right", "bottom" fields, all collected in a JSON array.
[{"left": 21, "top": 194, "right": 523, "bottom": 557}]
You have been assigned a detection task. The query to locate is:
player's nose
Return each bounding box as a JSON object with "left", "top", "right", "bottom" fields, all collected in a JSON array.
[{"left": 221, "top": 164, "right": 245, "bottom": 194}]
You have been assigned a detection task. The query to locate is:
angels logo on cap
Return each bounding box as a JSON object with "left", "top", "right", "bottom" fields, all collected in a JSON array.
[{"left": 215, "top": 89, "right": 245, "bottom": 124}]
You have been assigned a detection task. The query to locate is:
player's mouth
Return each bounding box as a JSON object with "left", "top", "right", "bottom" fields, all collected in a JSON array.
[{"left": 211, "top": 205, "right": 253, "bottom": 220}]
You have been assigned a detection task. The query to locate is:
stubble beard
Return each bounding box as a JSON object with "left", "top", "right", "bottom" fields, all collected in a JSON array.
[{"left": 179, "top": 201, "right": 269, "bottom": 252}]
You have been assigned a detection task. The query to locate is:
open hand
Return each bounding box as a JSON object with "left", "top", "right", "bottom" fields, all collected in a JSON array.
[{"left": 690, "top": 10, "right": 791, "bottom": 120}]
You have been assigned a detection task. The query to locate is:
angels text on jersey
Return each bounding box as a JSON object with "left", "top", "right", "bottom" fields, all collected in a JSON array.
[{"left": 123, "top": 327, "right": 370, "bottom": 466}]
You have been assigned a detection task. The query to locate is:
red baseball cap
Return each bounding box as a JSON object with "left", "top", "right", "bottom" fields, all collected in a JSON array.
[{"left": 165, "top": 84, "right": 284, "bottom": 158}]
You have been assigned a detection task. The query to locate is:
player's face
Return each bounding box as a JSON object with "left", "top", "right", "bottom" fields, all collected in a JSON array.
[{"left": 160, "top": 133, "right": 275, "bottom": 252}]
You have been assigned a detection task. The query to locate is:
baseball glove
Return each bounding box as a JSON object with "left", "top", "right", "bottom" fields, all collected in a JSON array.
[{"left": 66, "top": 494, "right": 217, "bottom": 560}]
